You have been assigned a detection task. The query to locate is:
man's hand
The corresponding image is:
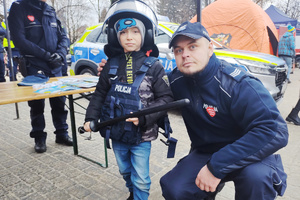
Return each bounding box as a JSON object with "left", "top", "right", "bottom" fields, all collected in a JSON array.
[
  {"left": 84, "top": 121, "right": 91, "bottom": 132},
  {"left": 97, "top": 58, "right": 107, "bottom": 76},
  {"left": 49, "top": 53, "right": 63, "bottom": 69},
  {"left": 195, "top": 165, "right": 221, "bottom": 192}
]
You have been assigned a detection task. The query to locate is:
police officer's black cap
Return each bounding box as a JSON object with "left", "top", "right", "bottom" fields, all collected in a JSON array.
[{"left": 169, "top": 21, "right": 211, "bottom": 49}]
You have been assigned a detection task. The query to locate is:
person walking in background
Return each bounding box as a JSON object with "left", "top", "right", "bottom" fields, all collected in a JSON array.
[
  {"left": 8, "top": 0, "right": 73, "bottom": 153},
  {"left": 0, "top": 24, "right": 6, "bottom": 82},
  {"left": 278, "top": 24, "right": 296, "bottom": 84}
]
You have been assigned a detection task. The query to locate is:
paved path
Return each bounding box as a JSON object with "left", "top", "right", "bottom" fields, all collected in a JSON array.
[{"left": 1, "top": 68, "right": 300, "bottom": 199}]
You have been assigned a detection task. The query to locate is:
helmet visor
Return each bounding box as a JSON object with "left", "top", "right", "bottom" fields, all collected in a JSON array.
[{"left": 102, "top": 0, "right": 158, "bottom": 34}]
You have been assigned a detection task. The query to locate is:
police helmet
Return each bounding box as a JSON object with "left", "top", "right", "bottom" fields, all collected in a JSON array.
[{"left": 103, "top": 0, "right": 159, "bottom": 57}]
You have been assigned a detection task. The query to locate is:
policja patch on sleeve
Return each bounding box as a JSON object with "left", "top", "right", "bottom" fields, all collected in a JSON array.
[{"left": 162, "top": 75, "right": 170, "bottom": 87}]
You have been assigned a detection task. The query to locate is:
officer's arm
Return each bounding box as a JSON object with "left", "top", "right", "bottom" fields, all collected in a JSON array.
[
  {"left": 98, "top": 59, "right": 107, "bottom": 76},
  {"left": 207, "top": 78, "right": 288, "bottom": 179},
  {"left": 55, "top": 19, "right": 68, "bottom": 60}
]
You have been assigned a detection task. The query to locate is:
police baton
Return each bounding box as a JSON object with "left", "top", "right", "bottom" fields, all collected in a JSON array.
[{"left": 78, "top": 98, "right": 190, "bottom": 133}]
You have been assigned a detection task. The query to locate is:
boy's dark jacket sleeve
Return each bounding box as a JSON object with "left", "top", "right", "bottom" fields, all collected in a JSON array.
[{"left": 84, "top": 61, "right": 111, "bottom": 123}]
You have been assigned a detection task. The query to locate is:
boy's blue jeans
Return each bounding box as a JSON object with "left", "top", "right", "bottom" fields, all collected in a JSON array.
[{"left": 112, "top": 140, "right": 151, "bottom": 200}]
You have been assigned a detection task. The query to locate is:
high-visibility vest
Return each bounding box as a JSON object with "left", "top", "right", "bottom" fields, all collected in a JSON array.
[{"left": 2, "top": 21, "right": 15, "bottom": 48}]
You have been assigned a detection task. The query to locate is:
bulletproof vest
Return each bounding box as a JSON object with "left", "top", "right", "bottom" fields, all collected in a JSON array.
[{"left": 99, "top": 56, "right": 158, "bottom": 148}]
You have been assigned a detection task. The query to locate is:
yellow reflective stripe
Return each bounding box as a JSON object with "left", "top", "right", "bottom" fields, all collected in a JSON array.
[
  {"left": 159, "top": 23, "right": 174, "bottom": 34},
  {"left": 78, "top": 31, "right": 91, "bottom": 43},
  {"left": 78, "top": 24, "right": 102, "bottom": 43},
  {"left": 214, "top": 50, "right": 277, "bottom": 65},
  {"left": 2, "top": 21, "right": 15, "bottom": 48},
  {"left": 1, "top": 22, "right": 6, "bottom": 29},
  {"left": 3, "top": 38, "right": 15, "bottom": 48}
]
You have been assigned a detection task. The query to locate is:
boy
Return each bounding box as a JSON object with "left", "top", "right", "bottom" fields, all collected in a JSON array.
[{"left": 84, "top": 14, "right": 173, "bottom": 200}]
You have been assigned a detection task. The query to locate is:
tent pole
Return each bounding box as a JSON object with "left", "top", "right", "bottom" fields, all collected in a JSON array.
[
  {"left": 197, "top": 0, "right": 201, "bottom": 23},
  {"left": 3, "top": 0, "right": 19, "bottom": 119}
]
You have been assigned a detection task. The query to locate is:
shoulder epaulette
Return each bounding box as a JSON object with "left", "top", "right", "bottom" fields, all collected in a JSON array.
[
  {"left": 216, "top": 60, "right": 251, "bottom": 97},
  {"left": 220, "top": 61, "right": 249, "bottom": 82}
]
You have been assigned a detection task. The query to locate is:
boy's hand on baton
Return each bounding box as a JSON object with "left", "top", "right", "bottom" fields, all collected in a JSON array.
[{"left": 126, "top": 112, "right": 139, "bottom": 126}]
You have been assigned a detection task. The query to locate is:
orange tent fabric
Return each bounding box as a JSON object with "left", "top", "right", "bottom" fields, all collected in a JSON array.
[{"left": 190, "top": 0, "right": 278, "bottom": 55}]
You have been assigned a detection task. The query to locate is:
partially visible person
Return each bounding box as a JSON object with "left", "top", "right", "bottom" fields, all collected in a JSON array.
[
  {"left": 159, "top": 21, "right": 288, "bottom": 200},
  {"left": 8, "top": 0, "right": 73, "bottom": 153},
  {"left": 278, "top": 24, "right": 295, "bottom": 83},
  {"left": 84, "top": 1, "right": 173, "bottom": 199},
  {"left": 286, "top": 96, "right": 300, "bottom": 125},
  {"left": 2, "top": 17, "right": 20, "bottom": 81},
  {"left": 0, "top": 24, "right": 6, "bottom": 82}
]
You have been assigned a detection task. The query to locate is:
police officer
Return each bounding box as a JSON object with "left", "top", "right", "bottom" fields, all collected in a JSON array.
[
  {"left": 8, "top": 0, "right": 73, "bottom": 153},
  {"left": 159, "top": 21, "right": 288, "bottom": 200}
]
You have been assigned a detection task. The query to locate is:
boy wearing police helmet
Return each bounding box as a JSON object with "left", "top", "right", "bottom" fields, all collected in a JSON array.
[{"left": 83, "top": 0, "right": 173, "bottom": 199}]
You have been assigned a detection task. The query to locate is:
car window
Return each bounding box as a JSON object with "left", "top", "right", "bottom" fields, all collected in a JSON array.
[
  {"left": 86, "top": 28, "right": 102, "bottom": 43},
  {"left": 155, "top": 28, "right": 171, "bottom": 44},
  {"left": 96, "top": 32, "right": 108, "bottom": 43}
]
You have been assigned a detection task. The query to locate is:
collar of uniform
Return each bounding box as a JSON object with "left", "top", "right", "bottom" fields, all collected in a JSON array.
[
  {"left": 186, "top": 53, "right": 220, "bottom": 85},
  {"left": 27, "top": 0, "right": 46, "bottom": 10}
]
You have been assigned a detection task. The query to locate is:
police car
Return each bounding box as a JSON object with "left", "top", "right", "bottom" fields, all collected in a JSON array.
[{"left": 70, "top": 21, "right": 288, "bottom": 103}]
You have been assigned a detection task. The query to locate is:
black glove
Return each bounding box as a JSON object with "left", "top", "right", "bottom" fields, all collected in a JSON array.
[{"left": 49, "top": 53, "right": 63, "bottom": 69}]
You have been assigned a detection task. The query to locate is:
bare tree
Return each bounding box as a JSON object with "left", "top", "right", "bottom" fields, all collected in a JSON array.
[
  {"left": 53, "top": 0, "right": 94, "bottom": 43},
  {"left": 157, "top": 0, "right": 197, "bottom": 23},
  {"left": 87, "top": 0, "right": 109, "bottom": 22},
  {"left": 276, "top": 0, "right": 300, "bottom": 20}
]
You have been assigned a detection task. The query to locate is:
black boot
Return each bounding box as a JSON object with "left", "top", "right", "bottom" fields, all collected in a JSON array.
[
  {"left": 56, "top": 135, "right": 73, "bottom": 146},
  {"left": 286, "top": 99, "right": 300, "bottom": 125},
  {"left": 34, "top": 137, "right": 47, "bottom": 153},
  {"left": 127, "top": 192, "right": 134, "bottom": 200}
]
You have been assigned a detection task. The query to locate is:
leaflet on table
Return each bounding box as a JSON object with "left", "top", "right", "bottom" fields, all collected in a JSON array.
[
  {"left": 34, "top": 85, "right": 82, "bottom": 94},
  {"left": 59, "top": 76, "right": 99, "bottom": 87},
  {"left": 32, "top": 76, "right": 99, "bottom": 92}
]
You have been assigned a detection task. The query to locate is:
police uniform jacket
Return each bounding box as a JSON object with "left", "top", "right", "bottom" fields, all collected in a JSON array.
[
  {"left": 168, "top": 53, "right": 288, "bottom": 179},
  {"left": 85, "top": 50, "right": 173, "bottom": 142},
  {"left": 8, "top": 0, "right": 68, "bottom": 74}
]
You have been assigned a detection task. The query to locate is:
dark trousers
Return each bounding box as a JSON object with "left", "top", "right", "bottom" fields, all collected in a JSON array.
[
  {"left": 28, "top": 96, "right": 68, "bottom": 138},
  {"left": 160, "top": 150, "right": 287, "bottom": 200},
  {"left": 0, "top": 52, "right": 5, "bottom": 82},
  {"left": 27, "top": 63, "right": 68, "bottom": 139}
]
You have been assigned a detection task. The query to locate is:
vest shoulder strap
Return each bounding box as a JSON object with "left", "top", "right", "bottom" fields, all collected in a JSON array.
[
  {"left": 138, "top": 56, "right": 159, "bottom": 73},
  {"left": 132, "top": 56, "right": 158, "bottom": 87},
  {"left": 108, "top": 57, "right": 119, "bottom": 75}
]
